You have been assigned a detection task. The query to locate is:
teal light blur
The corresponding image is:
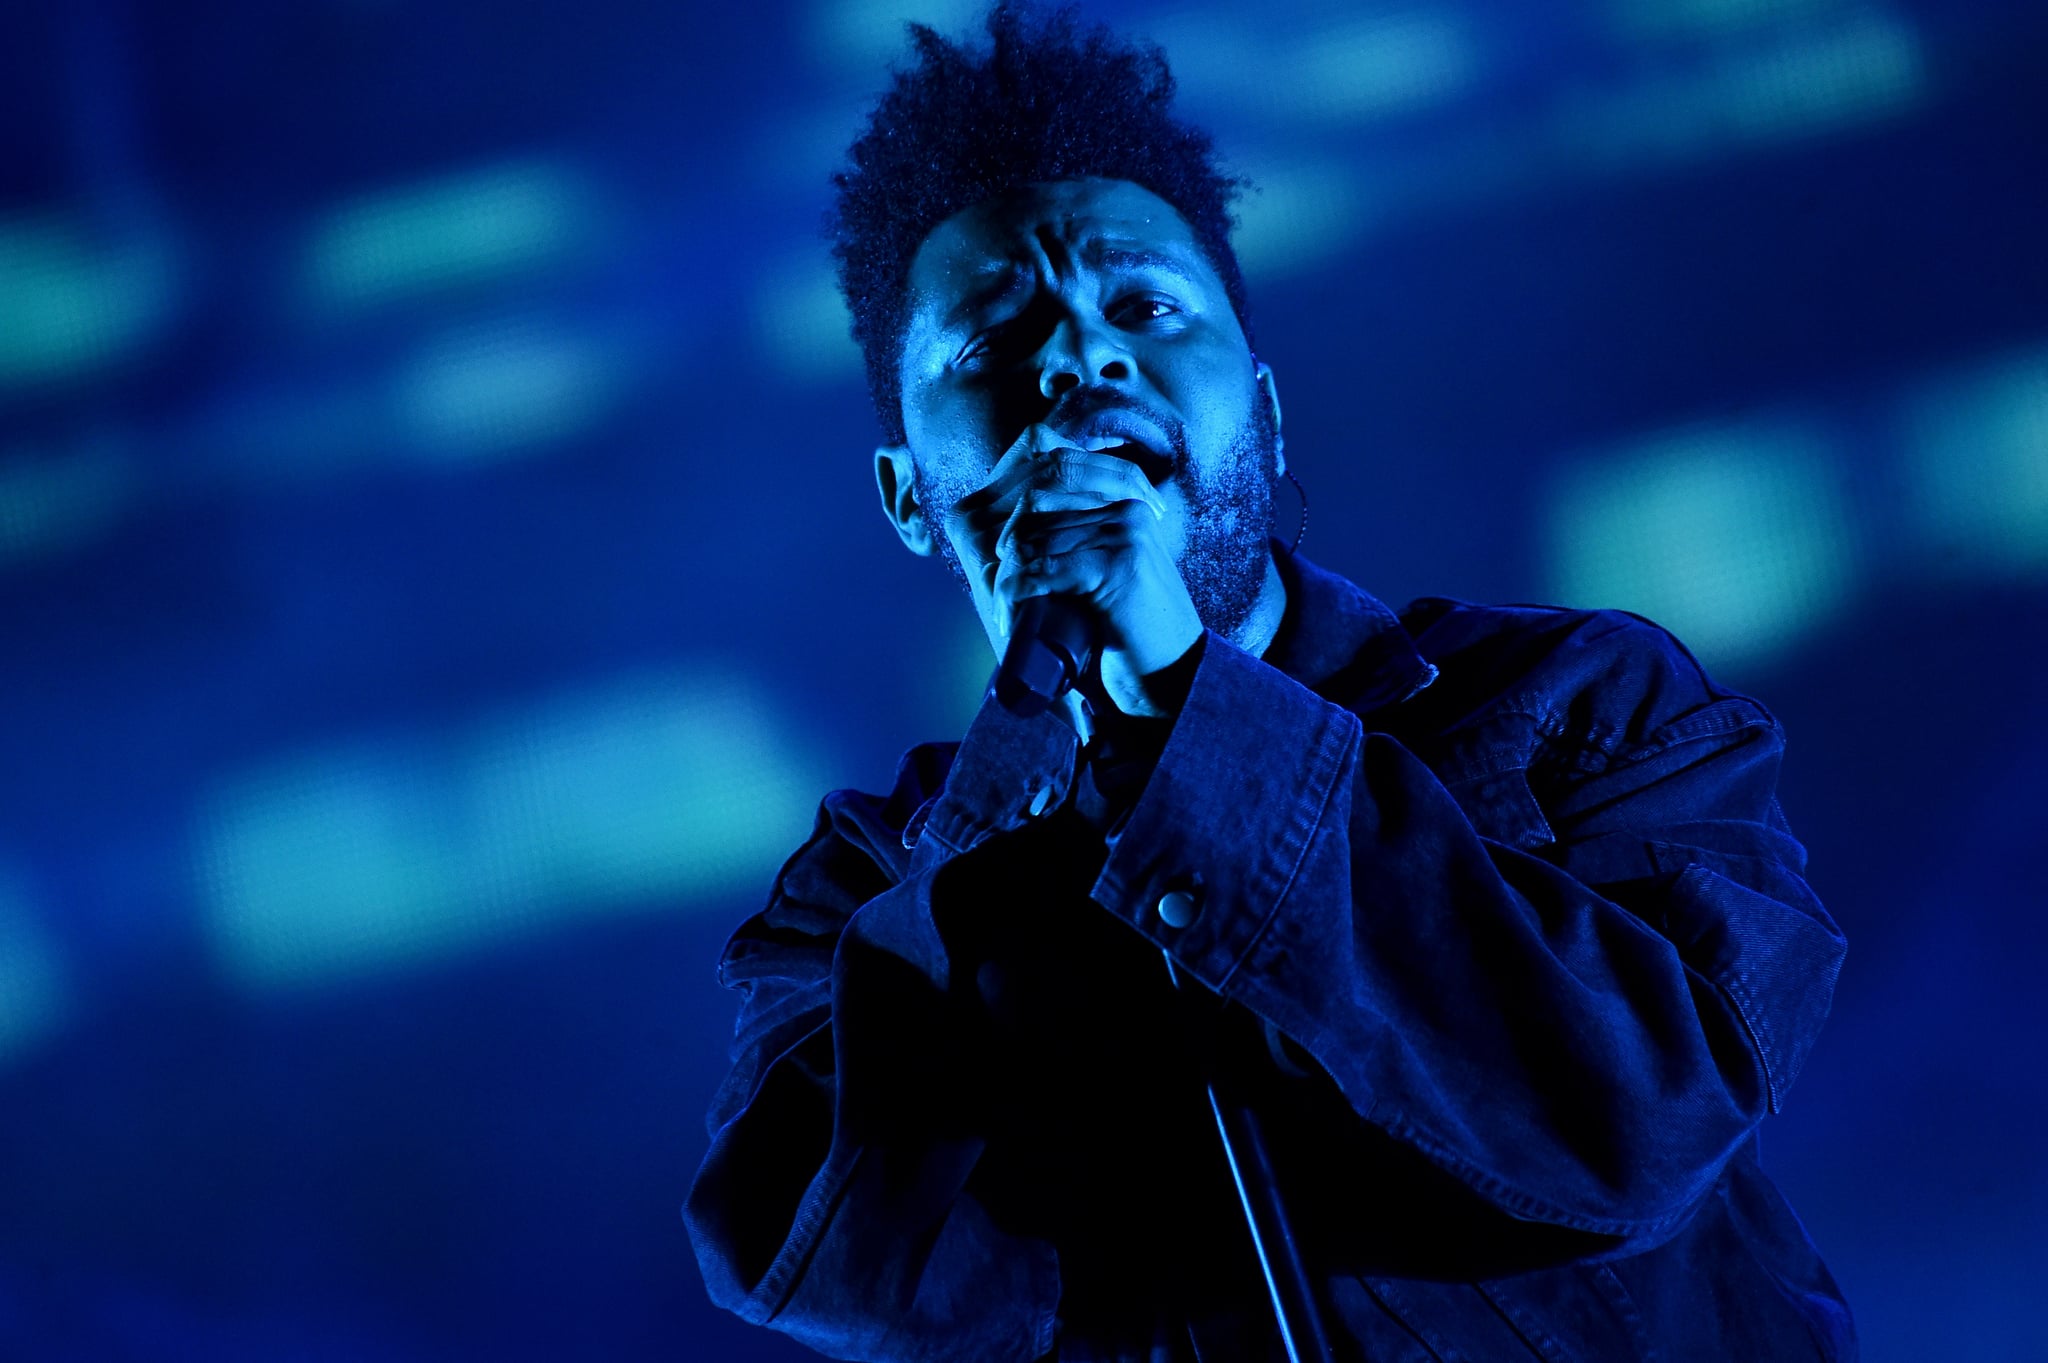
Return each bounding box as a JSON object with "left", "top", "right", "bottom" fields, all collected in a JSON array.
[
  {"left": 1, "top": 0, "right": 2043, "bottom": 1359},
  {"left": 0, "top": 439, "right": 139, "bottom": 568},
  {"left": 1905, "top": 347, "right": 2048, "bottom": 575},
  {"left": 303, "top": 160, "right": 599, "bottom": 318},
  {"left": 395, "top": 321, "right": 629, "bottom": 458},
  {"left": 0, "top": 216, "right": 178, "bottom": 391},
  {"left": 200, "top": 671, "right": 822, "bottom": 991},
  {"left": 1547, "top": 420, "right": 1857, "bottom": 668},
  {"left": 0, "top": 868, "right": 70, "bottom": 1071}
]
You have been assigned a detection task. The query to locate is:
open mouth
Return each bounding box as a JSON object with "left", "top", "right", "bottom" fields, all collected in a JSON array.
[{"left": 1077, "top": 434, "right": 1175, "bottom": 486}]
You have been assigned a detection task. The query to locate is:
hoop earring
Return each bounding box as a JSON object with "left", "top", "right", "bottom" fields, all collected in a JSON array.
[{"left": 1282, "top": 468, "right": 1308, "bottom": 554}]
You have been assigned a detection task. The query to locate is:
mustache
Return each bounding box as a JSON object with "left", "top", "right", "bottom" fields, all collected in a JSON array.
[{"left": 1042, "top": 389, "right": 1187, "bottom": 476}]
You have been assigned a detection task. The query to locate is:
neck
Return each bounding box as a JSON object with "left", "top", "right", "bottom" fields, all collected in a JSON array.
[
  {"left": 1230, "top": 551, "right": 1289, "bottom": 661},
  {"left": 1057, "top": 551, "right": 1289, "bottom": 743}
]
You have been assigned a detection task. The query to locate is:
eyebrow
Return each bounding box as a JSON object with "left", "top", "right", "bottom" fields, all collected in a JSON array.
[
  {"left": 942, "top": 265, "right": 1030, "bottom": 329},
  {"left": 941, "top": 239, "right": 1205, "bottom": 329},
  {"left": 1076, "top": 240, "right": 1202, "bottom": 281}
]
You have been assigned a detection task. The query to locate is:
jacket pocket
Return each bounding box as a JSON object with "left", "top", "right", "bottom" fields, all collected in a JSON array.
[{"left": 1327, "top": 1273, "right": 1558, "bottom": 1362}]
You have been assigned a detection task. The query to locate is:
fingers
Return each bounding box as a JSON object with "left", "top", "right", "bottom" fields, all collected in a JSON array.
[
  {"left": 947, "top": 428, "right": 1180, "bottom": 650},
  {"left": 955, "top": 451, "right": 1163, "bottom": 579},
  {"left": 1032, "top": 449, "right": 1166, "bottom": 520},
  {"left": 988, "top": 508, "right": 1152, "bottom": 640},
  {"left": 994, "top": 497, "right": 1144, "bottom": 559},
  {"left": 998, "top": 509, "right": 1137, "bottom": 565},
  {"left": 952, "top": 439, "right": 1166, "bottom": 529},
  {"left": 991, "top": 542, "right": 1125, "bottom": 640}
]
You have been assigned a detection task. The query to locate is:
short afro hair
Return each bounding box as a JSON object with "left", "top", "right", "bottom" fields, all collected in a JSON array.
[{"left": 828, "top": 1, "right": 1255, "bottom": 446}]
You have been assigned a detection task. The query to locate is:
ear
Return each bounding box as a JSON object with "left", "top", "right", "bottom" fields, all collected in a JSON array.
[
  {"left": 874, "top": 444, "right": 936, "bottom": 556},
  {"left": 1254, "top": 359, "right": 1286, "bottom": 479}
]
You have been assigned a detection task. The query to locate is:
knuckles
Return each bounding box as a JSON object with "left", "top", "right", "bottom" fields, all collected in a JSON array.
[{"left": 960, "top": 443, "right": 1176, "bottom": 633}]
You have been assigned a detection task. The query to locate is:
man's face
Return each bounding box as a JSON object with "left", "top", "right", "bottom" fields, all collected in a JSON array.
[{"left": 881, "top": 178, "right": 1282, "bottom": 651}]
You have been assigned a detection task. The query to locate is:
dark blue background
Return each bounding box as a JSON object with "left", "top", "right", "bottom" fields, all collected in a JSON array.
[{"left": 2, "top": 0, "right": 2042, "bottom": 1358}]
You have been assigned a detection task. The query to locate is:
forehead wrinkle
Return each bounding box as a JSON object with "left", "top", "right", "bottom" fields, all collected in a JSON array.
[
  {"left": 938, "top": 239, "right": 1201, "bottom": 327},
  {"left": 923, "top": 193, "right": 1210, "bottom": 333},
  {"left": 1022, "top": 211, "right": 1206, "bottom": 285},
  {"left": 1031, "top": 222, "right": 1069, "bottom": 279},
  {"left": 938, "top": 259, "right": 1029, "bottom": 329}
]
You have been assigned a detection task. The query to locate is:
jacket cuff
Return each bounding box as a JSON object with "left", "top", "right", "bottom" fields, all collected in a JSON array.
[
  {"left": 916, "top": 686, "right": 1080, "bottom": 863},
  {"left": 1088, "top": 630, "right": 1360, "bottom": 993}
]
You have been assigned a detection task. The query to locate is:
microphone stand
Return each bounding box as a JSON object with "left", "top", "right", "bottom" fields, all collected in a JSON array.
[
  {"left": 996, "top": 607, "right": 1335, "bottom": 1359},
  {"left": 1161, "top": 952, "right": 1337, "bottom": 1363}
]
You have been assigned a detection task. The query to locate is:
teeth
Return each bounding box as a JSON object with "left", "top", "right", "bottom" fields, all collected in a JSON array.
[{"left": 1081, "top": 435, "right": 1130, "bottom": 452}]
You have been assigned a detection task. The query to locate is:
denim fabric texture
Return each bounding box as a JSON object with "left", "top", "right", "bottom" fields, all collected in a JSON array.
[{"left": 683, "top": 545, "right": 1855, "bottom": 1363}]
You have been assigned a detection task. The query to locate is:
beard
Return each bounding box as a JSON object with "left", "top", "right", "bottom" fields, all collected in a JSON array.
[
  {"left": 913, "top": 397, "right": 1281, "bottom": 642},
  {"left": 1176, "top": 397, "right": 1281, "bottom": 640}
]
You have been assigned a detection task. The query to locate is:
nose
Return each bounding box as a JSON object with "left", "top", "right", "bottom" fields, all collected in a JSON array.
[{"left": 1037, "top": 314, "right": 1133, "bottom": 401}]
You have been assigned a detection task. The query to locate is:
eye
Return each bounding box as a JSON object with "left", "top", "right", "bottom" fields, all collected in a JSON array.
[
  {"left": 1111, "top": 294, "right": 1181, "bottom": 326},
  {"left": 955, "top": 315, "right": 1023, "bottom": 366},
  {"left": 955, "top": 327, "right": 1003, "bottom": 367}
]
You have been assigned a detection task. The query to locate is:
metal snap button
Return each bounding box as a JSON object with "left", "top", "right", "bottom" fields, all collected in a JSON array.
[{"left": 1156, "top": 889, "right": 1199, "bottom": 929}]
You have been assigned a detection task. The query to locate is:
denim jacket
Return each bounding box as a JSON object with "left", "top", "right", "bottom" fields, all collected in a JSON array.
[{"left": 684, "top": 546, "right": 1854, "bottom": 1362}]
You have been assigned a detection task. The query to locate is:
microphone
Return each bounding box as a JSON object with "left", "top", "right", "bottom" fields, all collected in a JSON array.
[{"left": 994, "top": 595, "right": 1095, "bottom": 717}]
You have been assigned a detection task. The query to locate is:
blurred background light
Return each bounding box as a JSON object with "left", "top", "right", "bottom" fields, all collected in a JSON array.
[
  {"left": 808, "top": 0, "right": 983, "bottom": 67},
  {"left": 198, "top": 670, "right": 821, "bottom": 992},
  {"left": 395, "top": 321, "right": 628, "bottom": 459},
  {"left": 0, "top": 215, "right": 177, "bottom": 392},
  {"left": 1904, "top": 345, "right": 2048, "bottom": 576},
  {"left": 1, "top": 0, "right": 2043, "bottom": 1357},
  {"left": 1228, "top": 155, "right": 1371, "bottom": 280},
  {"left": 1546, "top": 419, "right": 1858, "bottom": 667},
  {"left": 1607, "top": 0, "right": 1857, "bottom": 43},
  {"left": 0, "top": 438, "right": 140, "bottom": 569},
  {"left": 0, "top": 868, "right": 71, "bottom": 1071},
  {"left": 1148, "top": 9, "right": 1475, "bottom": 127},
  {"left": 1286, "top": 12, "right": 1476, "bottom": 124},
  {"left": 927, "top": 616, "right": 999, "bottom": 741},
  {"left": 754, "top": 252, "right": 864, "bottom": 383},
  {"left": 1557, "top": 12, "right": 1924, "bottom": 168},
  {"left": 304, "top": 160, "right": 599, "bottom": 318},
  {"left": 1719, "top": 12, "right": 1924, "bottom": 141}
]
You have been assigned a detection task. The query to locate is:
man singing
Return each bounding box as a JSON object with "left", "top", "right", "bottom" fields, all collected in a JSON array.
[{"left": 684, "top": 5, "right": 1854, "bottom": 1360}]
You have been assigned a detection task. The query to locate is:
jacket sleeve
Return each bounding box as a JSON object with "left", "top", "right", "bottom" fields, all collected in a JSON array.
[
  {"left": 1087, "top": 612, "right": 1847, "bottom": 1251},
  {"left": 681, "top": 763, "right": 1062, "bottom": 1363}
]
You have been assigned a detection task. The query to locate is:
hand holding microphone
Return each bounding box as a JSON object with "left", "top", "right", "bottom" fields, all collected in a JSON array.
[
  {"left": 945, "top": 423, "right": 1203, "bottom": 721},
  {"left": 994, "top": 594, "right": 1098, "bottom": 717}
]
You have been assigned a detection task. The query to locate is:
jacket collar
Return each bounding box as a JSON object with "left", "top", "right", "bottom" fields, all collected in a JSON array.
[
  {"left": 1264, "top": 541, "right": 1438, "bottom": 715},
  {"left": 910, "top": 543, "right": 1436, "bottom": 860}
]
